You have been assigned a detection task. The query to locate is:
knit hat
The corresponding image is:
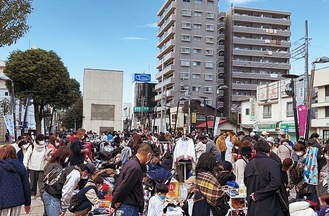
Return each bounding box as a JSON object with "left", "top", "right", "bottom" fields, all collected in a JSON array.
[
  {"left": 282, "top": 158, "right": 293, "bottom": 172},
  {"left": 222, "top": 161, "right": 233, "bottom": 171},
  {"left": 86, "top": 163, "right": 96, "bottom": 174},
  {"left": 266, "top": 137, "right": 274, "bottom": 144}
]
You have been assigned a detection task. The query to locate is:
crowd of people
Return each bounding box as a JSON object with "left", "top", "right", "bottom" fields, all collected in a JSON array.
[{"left": 1, "top": 127, "right": 329, "bottom": 216}]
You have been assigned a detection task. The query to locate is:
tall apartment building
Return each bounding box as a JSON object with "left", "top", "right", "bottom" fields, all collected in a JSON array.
[
  {"left": 223, "top": 7, "right": 291, "bottom": 116},
  {"left": 155, "top": 0, "right": 219, "bottom": 131}
]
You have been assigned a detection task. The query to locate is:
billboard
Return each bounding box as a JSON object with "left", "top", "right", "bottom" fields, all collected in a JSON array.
[{"left": 132, "top": 73, "right": 151, "bottom": 82}]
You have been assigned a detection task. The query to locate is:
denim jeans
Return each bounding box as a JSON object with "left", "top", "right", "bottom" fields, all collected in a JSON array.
[
  {"left": 115, "top": 204, "right": 139, "bottom": 216},
  {"left": 42, "top": 191, "right": 60, "bottom": 216}
]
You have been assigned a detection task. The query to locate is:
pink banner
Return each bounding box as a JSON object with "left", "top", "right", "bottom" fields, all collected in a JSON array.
[{"left": 298, "top": 104, "right": 308, "bottom": 138}]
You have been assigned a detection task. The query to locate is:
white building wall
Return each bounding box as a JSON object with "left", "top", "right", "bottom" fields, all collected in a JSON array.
[{"left": 82, "top": 69, "right": 123, "bottom": 133}]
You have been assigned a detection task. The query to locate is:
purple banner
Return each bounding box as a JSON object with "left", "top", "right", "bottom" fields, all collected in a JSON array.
[{"left": 298, "top": 104, "right": 308, "bottom": 138}]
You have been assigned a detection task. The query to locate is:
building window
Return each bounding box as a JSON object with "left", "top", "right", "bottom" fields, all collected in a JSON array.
[
  {"left": 245, "top": 108, "right": 250, "bottom": 116},
  {"left": 192, "top": 74, "right": 201, "bottom": 79},
  {"left": 182, "top": 9, "right": 191, "bottom": 16},
  {"left": 204, "top": 62, "right": 214, "bottom": 68},
  {"left": 204, "top": 74, "right": 213, "bottom": 80},
  {"left": 182, "top": 22, "right": 191, "bottom": 29},
  {"left": 286, "top": 102, "right": 293, "bottom": 117},
  {"left": 180, "top": 72, "right": 190, "bottom": 80},
  {"left": 183, "top": 0, "right": 190, "bottom": 2},
  {"left": 205, "top": 86, "right": 212, "bottom": 93},
  {"left": 195, "top": 0, "right": 202, "bottom": 4},
  {"left": 263, "top": 105, "right": 272, "bottom": 118},
  {"left": 192, "top": 61, "right": 201, "bottom": 66},
  {"left": 193, "top": 36, "right": 202, "bottom": 42},
  {"left": 181, "top": 35, "right": 191, "bottom": 41},
  {"left": 206, "top": 24, "right": 215, "bottom": 31},
  {"left": 205, "top": 49, "right": 214, "bottom": 56},
  {"left": 193, "top": 48, "right": 201, "bottom": 54},
  {"left": 91, "top": 104, "right": 115, "bottom": 120},
  {"left": 193, "top": 23, "right": 202, "bottom": 29},
  {"left": 181, "top": 47, "right": 190, "bottom": 54},
  {"left": 4, "top": 92, "right": 8, "bottom": 96},
  {"left": 205, "top": 99, "right": 212, "bottom": 106},
  {"left": 326, "top": 107, "right": 329, "bottom": 118},
  {"left": 206, "top": 12, "right": 215, "bottom": 19},
  {"left": 194, "top": 11, "right": 202, "bottom": 17},
  {"left": 207, "top": 0, "right": 214, "bottom": 6},
  {"left": 180, "top": 60, "right": 190, "bottom": 67},
  {"left": 192, "top": 86, "right": 201, "bottom": 92},
  {"left": 326, "top": 86, "right": 329, "bottom": 102},
  {"left": 205, "top": 36, "right": 214, "bottom": 43}
]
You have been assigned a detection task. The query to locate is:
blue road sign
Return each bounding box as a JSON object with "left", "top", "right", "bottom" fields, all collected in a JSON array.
[{"left": 133, "top": 73, "right": 151, "bottom": 82}]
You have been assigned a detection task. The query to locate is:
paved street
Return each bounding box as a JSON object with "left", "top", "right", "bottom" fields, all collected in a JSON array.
[{"left": 20, "top": 198, "right": 44, "bottom": 216}]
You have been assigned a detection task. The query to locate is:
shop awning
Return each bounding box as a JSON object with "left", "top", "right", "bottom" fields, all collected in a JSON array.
[{"left": 195, "top": 120, "right": 227, "bottom": 128}]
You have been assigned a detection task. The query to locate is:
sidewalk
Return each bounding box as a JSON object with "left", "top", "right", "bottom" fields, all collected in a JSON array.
[
  {"left": 20, "top": 198, "right": 74, "bottom": 216},
  {"left": 20, "top": 198, "right": 44, "bottom": 216}
]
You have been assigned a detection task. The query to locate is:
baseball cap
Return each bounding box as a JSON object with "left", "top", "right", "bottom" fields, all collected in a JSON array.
[
  {"left": 266, "top": 137, "right": 274, "bottom": 143},
  {"left": 262, "top": 131, "right": 269, "bottom": 136}
]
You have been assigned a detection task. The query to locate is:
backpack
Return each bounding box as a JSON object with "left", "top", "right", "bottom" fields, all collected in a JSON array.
[
  {"left": 68, "top": 185, "right": 97, "bottom": 213},
  {"left": 43, "top": 167, "right": 63, "bottom": 187}
]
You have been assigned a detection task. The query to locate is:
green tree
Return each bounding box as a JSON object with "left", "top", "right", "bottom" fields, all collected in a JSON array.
[
  {"left": 60, "top": 96, "right": 83, "bottom": 130},
  {"left": 4, "top": 48, "right": 81, "bottom": 134},
  {"left": 0, "top": 0, "right": 33, "bottom": 47}
]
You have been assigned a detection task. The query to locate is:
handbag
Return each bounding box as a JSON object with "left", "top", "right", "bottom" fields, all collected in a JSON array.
[{"left": 68, "top": 194, "right": 83, "bottom": 213}]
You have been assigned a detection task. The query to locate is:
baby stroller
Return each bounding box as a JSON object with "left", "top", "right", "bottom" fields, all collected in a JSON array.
[{"left": 146, "top": 164, "right": 176, "bottom": 195}]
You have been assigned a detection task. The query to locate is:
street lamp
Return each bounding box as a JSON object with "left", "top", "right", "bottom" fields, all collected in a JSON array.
[
  {"left": 305, "top": 56, "right": 329, "bottom": 139},
  {"left": 213, "top": 85, "right": 228, "bottom": 137},
  {"left": 0, "top": 75, "right": 16, "bottom": 141},
  {"left": 282, "top": 74, "right": 300, "bottom": 142},
  {"left": 199, "top": 96, "right": 208, "bottom": 135}
]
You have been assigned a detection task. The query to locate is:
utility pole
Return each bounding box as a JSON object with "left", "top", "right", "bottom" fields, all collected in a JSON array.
[{"left": 304, "top": 20, "right": 309, "bottom": 105}]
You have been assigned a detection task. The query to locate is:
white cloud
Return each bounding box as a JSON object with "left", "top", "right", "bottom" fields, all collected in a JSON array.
[
  {"left": 123, "top": 37, "right": 148, "bottom": 40},
  {"left": 143, "top": 22, "right": 158, "bottom": 28}
]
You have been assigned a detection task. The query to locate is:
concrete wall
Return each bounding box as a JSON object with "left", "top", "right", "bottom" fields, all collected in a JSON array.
[{"left": 82, "top": 69, "right": 123, "bottom": 133}]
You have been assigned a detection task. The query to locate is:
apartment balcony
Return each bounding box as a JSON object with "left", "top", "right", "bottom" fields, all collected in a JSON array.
[
  {"left": 156, "top": 64, "right": 174, "bottom": 79},
  {"left": 232, "top": 60, "right": 291, "bottom": 70},
  {"left": 157, "top": 40, "right": 175, "bottom": 58},
  {"left": 233, "top": 26, "right": 291, "bottom": 37},
  {"left": 311, "top": 118, "right": 329, "bottom": 128},
  {"left": 232, "top": 14, "right": 291, "bottom": 26},
  {"left": 232, "top": 49, "right": 290, "bottom": 59},
  {"left": 157, "top": 27, "right": 176, "bottom": 48},
  {"left": 233, "top": 38, "right": 291, "bottom": 48},
  {"left": 232, "top": 83, "right": 257, "bottom": 91},
  {"left": 155, "top": 94, "right": 162, "bottom": 101},
  {"left": 154, "top": 77, "right": 174, "bottom": 91},
  {"left": 217, "top": 22, "right": 225, "bottom": 29},
  {"left": 217, "top": 44, "right": 224, "bottom": 51},
  {"left": 232, "top": 72, "right": 283, "bottom": 81},
  {"left": 156, "top": 52, "right": 175, "bottom": 69},
  {"left": 157, "top": 14, "right": 175, "bottom": 37},
  {"left": 157, "top": 1, "right": 176, "bottom": 25}
]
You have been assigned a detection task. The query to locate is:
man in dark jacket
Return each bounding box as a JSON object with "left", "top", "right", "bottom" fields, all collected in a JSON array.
[
  {"left": 111, "top": 143, "right": 153, "bottom": 216},
  {"left": 70, "top": 128, "right": 88, "bottom": 166},
  {"left": 244, "top": 139, "right": 284, "bottom": 216}
]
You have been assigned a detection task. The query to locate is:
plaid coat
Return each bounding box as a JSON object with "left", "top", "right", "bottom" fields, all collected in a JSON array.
[{"left": 194, "top": 171, "right": 225, "bottom": 206}]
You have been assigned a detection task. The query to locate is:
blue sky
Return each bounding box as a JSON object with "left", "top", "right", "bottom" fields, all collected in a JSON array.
[{"left": 1, "top": 0, "right": 329, "bottom": 103}]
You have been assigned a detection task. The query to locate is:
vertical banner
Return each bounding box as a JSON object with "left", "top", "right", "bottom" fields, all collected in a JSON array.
[
  {"left": 213, "top": 117, "right": 220, "bottom": 137},
  {"left": 250, "top": 98, "right": 256, "bottom": 121},
  {"left": 298, "top": 104, "right": 308, "bottom": 138},
  {"left": 3, "top": 115, "right": 14, "bottom": 138},
  {"left": 191, "top": 112, "right": 197, "bottom": 124}
]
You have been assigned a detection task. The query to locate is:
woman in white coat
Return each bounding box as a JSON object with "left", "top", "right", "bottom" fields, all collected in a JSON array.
[{"left": 23, "top": 134, "right": 51, "bottom": 198}]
